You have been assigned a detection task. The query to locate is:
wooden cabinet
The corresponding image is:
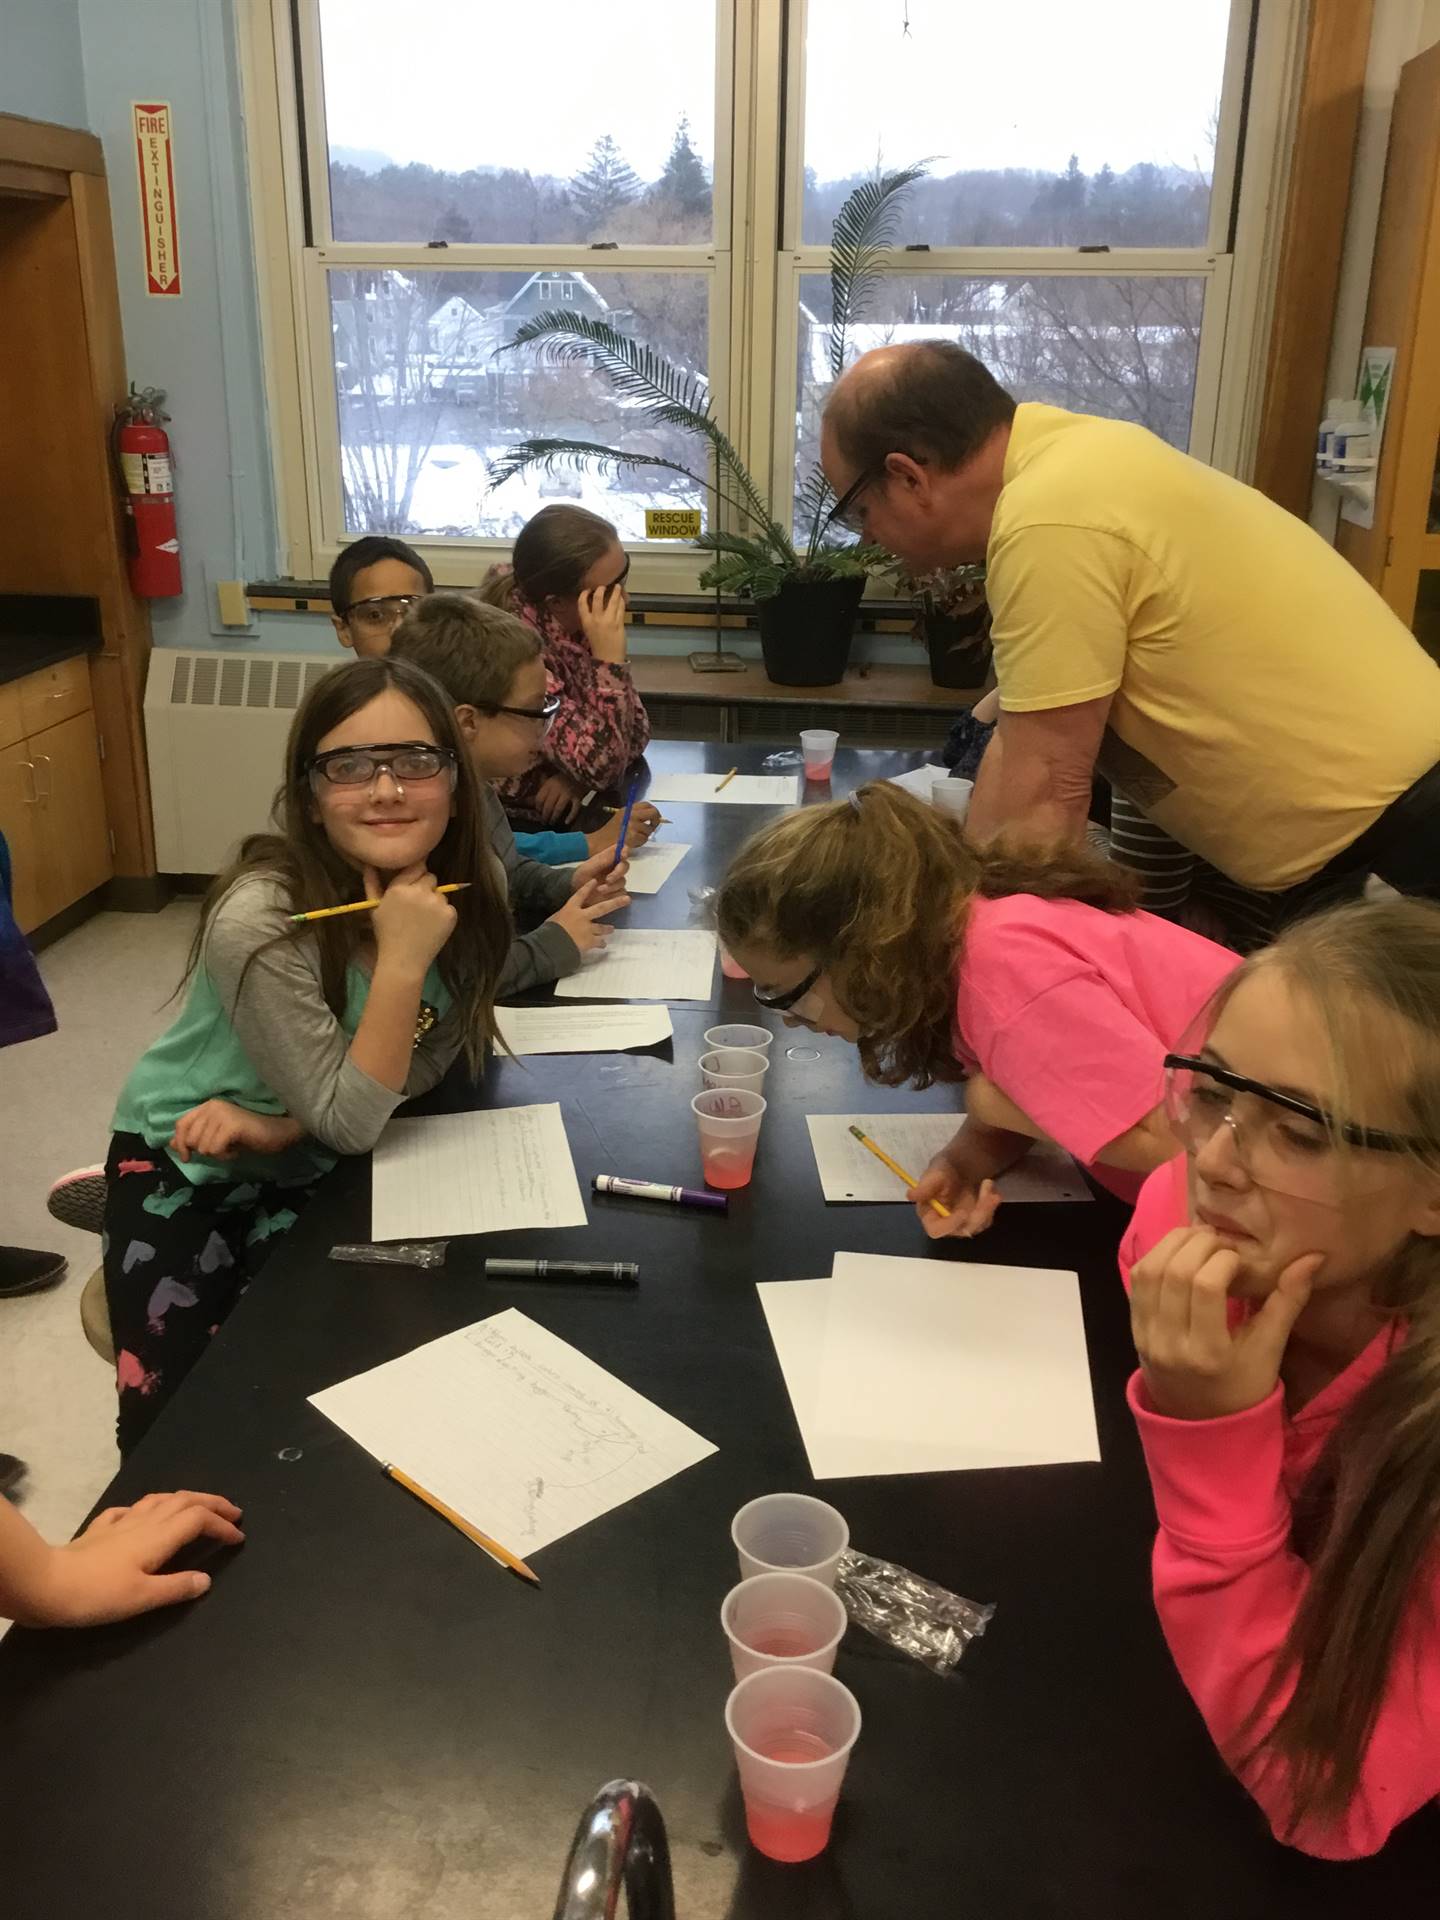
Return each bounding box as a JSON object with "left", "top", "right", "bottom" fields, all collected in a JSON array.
[{"left": 0, "top": 659, "right": 112, "bottom": 933}]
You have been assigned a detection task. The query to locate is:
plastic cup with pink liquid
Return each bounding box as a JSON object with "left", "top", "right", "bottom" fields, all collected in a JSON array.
[
  {"left": 721, "top": 1572, "right": 848, "bottom": 1682},
  {"left": 692, "top": 1087, "right": 766, "bottom": 1189},
  {"left": 725, "top": 1666, "right": 862, "bottom": 1863},
  {"left": 799, "top": 729, "right": 839, "bottom": 783}
]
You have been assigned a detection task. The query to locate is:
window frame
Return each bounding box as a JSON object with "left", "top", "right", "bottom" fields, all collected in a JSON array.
[{"left": 239, "top": 0, "right": 1304, "bottom": 593}]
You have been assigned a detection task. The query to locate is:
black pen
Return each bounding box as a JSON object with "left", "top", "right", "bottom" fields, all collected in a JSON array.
[{"left": 484, "top": 1258, "right": 640, "bottom": 1284}]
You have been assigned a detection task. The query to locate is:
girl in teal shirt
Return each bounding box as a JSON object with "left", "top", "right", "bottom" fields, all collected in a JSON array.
[{"left": 104, "top": 656, "right": 510, "bottom": 1453}]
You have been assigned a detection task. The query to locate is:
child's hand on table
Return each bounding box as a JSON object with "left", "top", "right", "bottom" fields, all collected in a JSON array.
[
  {"left": 571, "top": 848, "right": 632, "bottom": 899},
  {"left": 533, "top": 771, "right": 586, "bottom": 824},
  {"left": 908, "top": 1155, "right": 1003, "bottom": 1240},
  {"left": 584, "top": 801, "right": 662, "bottom": 856},
  {"left": 26, "top": 1491, "right": 245, "bottom": 1627},
  {"left": 549, "top": 877, "right": 630, "bottom": 956},
  {"left": 170, "top": 1100, "right": 304, "bottom": 1163}
]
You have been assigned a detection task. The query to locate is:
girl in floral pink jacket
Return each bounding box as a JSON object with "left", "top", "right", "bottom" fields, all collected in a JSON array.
[{"left": 479, "top": 505, "right": 651, "bottom": 825}]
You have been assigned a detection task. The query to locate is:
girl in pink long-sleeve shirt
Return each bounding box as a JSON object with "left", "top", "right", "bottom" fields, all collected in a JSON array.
[
  {"left": 1120, "top": 898, "right": 1440, "bottom": 1859},
  {"left": 478, "top": 505, "right": 651, "bottom": 826}
]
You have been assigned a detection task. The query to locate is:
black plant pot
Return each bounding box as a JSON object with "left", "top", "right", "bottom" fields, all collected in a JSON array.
[
  {"left": 921, "top": 600, "right": 993, "bottom": 689},
  {"left": 756, "top": 575, "right": 866, "bottom": 687}
]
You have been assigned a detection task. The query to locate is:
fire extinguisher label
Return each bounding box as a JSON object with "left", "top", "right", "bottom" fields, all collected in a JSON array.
[{"left": 122, "top": 451, "right": 173, "bottom": 495}]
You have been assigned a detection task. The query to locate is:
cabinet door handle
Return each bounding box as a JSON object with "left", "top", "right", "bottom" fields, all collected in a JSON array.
[
  {"left": 21, "top": 760, "right": 39, "bottom": 804},
  {"left": 33, "top": 753, "right": 53, "bottom": 801}
]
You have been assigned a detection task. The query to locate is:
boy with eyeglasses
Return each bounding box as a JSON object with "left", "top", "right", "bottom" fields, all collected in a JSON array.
[{"left": 328, "top": 536, "right": 434, "bottom": 657}]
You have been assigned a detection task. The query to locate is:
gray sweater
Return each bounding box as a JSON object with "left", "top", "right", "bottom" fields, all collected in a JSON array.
[{"left": 485, "top": 786, "right": 581, "bottom": 996}]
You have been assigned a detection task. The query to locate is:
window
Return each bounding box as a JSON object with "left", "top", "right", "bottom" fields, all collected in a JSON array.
[{"left": 246, "top": 0, "right": 1273, "bottom": 587}]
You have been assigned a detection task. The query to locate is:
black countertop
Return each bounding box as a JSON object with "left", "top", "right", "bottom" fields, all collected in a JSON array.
[{"left": 0, "top": 593, "right": 102, "bottom": 689}]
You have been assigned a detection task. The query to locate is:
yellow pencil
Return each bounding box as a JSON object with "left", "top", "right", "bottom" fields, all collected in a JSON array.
[
  {"left": 847, "top": 1124, "right": 952, "bottom": 1218},
  {"left": 383, "top": 1462, "right": 540, "bottom": 1587},
  {"left": 715, "top": 766, "right": 739, "bottom": 792},
  {"left": 290, "top": 882, "right": 470, "bottom": 925}
]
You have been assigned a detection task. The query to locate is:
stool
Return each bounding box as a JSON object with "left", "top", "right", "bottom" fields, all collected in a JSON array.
[{"left": 80, "top": 1265, "right": 115, "bottom": 1365}]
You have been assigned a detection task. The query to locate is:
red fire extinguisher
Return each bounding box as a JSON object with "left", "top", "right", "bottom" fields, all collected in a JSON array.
[{"left": 114, "top": 385, "right": 182, "bottom": 598}]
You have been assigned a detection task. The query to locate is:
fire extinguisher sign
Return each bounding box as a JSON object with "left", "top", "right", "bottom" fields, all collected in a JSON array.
[{"left": 133, "top": 102, "right": 181, "bottom": 297}]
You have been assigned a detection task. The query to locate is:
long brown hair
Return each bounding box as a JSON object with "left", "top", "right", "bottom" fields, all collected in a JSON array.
[
  {"left": 186, "top": 656, "right": 511, "bottom": 1071},
  {"left": 476, "top": 503, "right": 618, "bottom": 614},
  {"left": 1211, "top": 900, "right": 1440, "bottom": 1834},
  {"left": 388, "top": 592, "right": 540, "bottom": 709},
  {"left": 715, "top": 781, "right": 1136, "bottom": 1085}
]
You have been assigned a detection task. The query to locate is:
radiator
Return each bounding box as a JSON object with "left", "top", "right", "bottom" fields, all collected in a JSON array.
[{"left": 144, "top": 650, "right": 339, "bottom": 873}]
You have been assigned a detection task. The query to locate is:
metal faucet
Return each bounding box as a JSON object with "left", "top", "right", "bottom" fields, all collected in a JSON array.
[{"left": 552, "top": 1778, "right": 676, "bottom": 1920}]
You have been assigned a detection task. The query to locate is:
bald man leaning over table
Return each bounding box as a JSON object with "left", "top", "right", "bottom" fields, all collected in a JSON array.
[{"left": 821, "top": 342, "right": 1440, "bottom": 916}]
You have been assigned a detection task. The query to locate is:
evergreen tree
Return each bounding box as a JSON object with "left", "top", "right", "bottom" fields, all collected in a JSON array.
[
  {"left": 569, "top": 135, "right": 641, "bottom": 229},
  {"left": 653, "top": 115, "right": 710, "bottom": 219}
]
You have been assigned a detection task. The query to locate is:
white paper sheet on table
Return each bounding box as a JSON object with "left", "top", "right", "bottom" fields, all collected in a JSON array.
[
  {"left": 495, "top": 1003, "right": 674, "bottom": 1055},
  {"left": 645, "top": 772, "right": 798, "bottom": 807},
  {"left": 620, "top": 841, "right": 691, "bottom": 893},
  {"left": 757, "top": 1252, "right": 1099, "bottom": 1477},
  {"left": 310, "top": 1308, "right": 717, "bottom": 1557},
  {"left": 553, "top": 928, "right": 717, "bottom": 1002},
  {"left": 370, "top": 1103, "right": 586, "bottom": 1240},
  {"left": 885, "top": 762, "right": 950, "bottom": 801},
  {"left": 805, "top": 1113, "right": 1091, "bottom": 1205}
]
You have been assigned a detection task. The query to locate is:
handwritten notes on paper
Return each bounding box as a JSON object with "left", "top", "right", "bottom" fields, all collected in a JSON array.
[
  {"left": 554, "top": 929, "right": 718, "bottom": 1003},
  {"left": 645, "top": 773, "right": 799, "bottom": 807},
  {"left": 805, "top": 1114, "right": 1091, "bottom": 1205},
  {"left": 621, "top": 842, "right": 691, "bottom": 894},
  {"left": 309, "top": 1309, "right": 717, "bottom": 1556},
  {"left": 495, "top": 1004, "right": 674, "bottom": 1055},
  {"left": 370, "top": 1103, "right": 586, "bottom": 1240}
]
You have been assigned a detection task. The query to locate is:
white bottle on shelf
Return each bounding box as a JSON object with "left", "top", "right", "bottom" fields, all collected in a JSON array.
[
  {"left": 1316, "top": 396, "right": 1347, "bottom": 469},
  {"left": 1335, "top": 403, "right": 1375, "bottom": 470}
]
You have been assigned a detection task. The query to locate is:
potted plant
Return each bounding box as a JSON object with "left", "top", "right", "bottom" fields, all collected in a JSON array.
[
  {"left": 896, "top": 563, "right": 992, "bottom": 690},
  {"left": 487, "top": 166, "right": 928, "bottom": 687}
]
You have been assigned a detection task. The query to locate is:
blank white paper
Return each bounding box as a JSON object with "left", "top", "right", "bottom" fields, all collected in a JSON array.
[
  {"left": 495, "top": 1004, "right": 674, "bottom": 1055},
  {"left": 553, "top": 929, "right": 717, "bottom": 1002},
  {"left": 620, "top": 841, "right": 692, "bottom": 894},
  {"left": 885, "top": 763, "right": 950, "bottom": 801},
  {"left": 310, "top": 1309, "right": 717, "bottom": 1557},
  {"left": 819, "top": 1252, "right": 1099, "bottom": 1473},
  {"left": 645, "top": 772, "right": 799, "bottom": 807},
  {"left": 805, "top": 1114, "right": 1091, "bottom": 1205},
  {"left": 371, "top": 1103, "right": 586, "bottom": 1240}
]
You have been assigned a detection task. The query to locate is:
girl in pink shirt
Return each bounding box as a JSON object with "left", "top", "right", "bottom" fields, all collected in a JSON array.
[
  {"left": 478, "top": 505, "right": 651, "bottom": 826},
  {"left": 716, "top": 781, "right": 1238, "bottom": 1231},
  {"left": 1121, "top": 898, "right": 1440, "bottom": 1858}
]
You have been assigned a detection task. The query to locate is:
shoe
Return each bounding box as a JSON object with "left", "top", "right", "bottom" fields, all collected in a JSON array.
[
  {"left": 47, "top": 1165, "right": 107, "bottom": 1236},
  {"left": 0, "top": 1247, "right": 67, "bottom": 1297},
  {"left": 0, "top": 1453, "right": 26, "bottom": 1496}
]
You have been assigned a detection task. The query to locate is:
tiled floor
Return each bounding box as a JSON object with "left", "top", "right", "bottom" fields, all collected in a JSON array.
[{"left": 1, "top": 901, "right": 199, "bottom": 1552}]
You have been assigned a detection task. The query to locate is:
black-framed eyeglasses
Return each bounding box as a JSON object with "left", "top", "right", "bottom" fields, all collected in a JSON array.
[
  {"left": 1163, "top": 1054, "right": 1421, "bottom": 1155},
  {"left": 341, "top": 594, "right": 424, "bottom": 629},
  {"left": 488, "top": 691, "right": 561, "bottom": 730},
  {"left": 831, "top": 465, "right": 890, "bottom": 535},
  {"left": 308, "top": 741, "right": 457, "bottom": 787},
  {"left": 596, "top": 557, "right": 631, "bottom": 599},
  {"left": 752, "top": 964, "right": 822, "bottom": 1012}
]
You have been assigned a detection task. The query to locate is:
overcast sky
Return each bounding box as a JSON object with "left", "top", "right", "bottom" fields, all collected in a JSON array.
[{"left": 319, "top": 0, "right": 1233, "bottom": 184}]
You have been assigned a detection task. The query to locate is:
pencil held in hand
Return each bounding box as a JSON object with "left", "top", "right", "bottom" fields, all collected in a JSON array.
[
  {"left": 290, "top": 882, "right": 470, "bottom": 924},
  {"left": 847, "top": 1124, "right": 952, "bottom": 1218}
]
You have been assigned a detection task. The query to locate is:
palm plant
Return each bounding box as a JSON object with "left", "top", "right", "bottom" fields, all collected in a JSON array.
[{"left": 487, "top": 164, "right": 930, "bottom": 599}]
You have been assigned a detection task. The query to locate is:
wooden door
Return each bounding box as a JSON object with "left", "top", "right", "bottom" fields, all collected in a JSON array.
[
  {"left": 0, "top": 739, "right": 45, "bottom": 931},
  {"left": 30, "top": 707, "right": 112, "bottom": 918}
]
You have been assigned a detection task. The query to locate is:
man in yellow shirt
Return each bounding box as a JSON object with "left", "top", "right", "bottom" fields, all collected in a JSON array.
[{"left": 821, "top": 341, "right": 1440, "bottom": 902}]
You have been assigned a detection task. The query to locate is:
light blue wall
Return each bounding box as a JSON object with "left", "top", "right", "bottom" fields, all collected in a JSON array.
[{"left": 0, "top": 0, "right": 86, "bottom": 128}]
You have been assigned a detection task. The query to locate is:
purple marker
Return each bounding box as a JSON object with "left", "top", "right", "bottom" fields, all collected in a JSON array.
[{"left": 593, "top": 1174, "right": 728, "bottom": 1214}]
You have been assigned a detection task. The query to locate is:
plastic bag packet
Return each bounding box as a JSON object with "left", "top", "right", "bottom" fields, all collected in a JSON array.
[
  {"left": 835, "top": 1548, "right": 994, "bottom": 1675},
  {"left": 329, "top": 1241, "right": 448, "bottom": 1269},
  {"left": 760, "top": 750, "right": 803, "bottom": 770}
]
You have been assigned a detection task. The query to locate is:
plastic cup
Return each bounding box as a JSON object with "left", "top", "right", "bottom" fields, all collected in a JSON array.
[
  {"left": 731, "top": 1493, "right": 849, "bottom": 1586},
  {"left": 700, "top": 1048, "right": 770, "bottom": 1094},
  {"left": 692, "top": 1088, "right": 766, "bottom": 1190},
  {"left": 721, "top": 1573, "right": 849, "bottom": 1682},
  {"left": 719, "top": 945, "right": 751, "bottom": 981},
  {"left": 800, "top": 729, "right": 839, "bottom": 783},
  {"left": 705, "top": 1024, "right": 773, "bottom": 1054},
  {"left": 725, "top": 1667, "right": 862, "bottom": 1863},
  {"left": 932, "top": 776, "right": 973, "bottom": 823}
]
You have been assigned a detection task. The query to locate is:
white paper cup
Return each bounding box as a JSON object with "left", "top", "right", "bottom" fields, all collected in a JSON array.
[
  {"left": 932, "top": 776, "right": 973, "bottom": 822},
  {"left": 725, "top": 1666, "right": 862, "bottom": 1863},
  {"left": 700, "top": 1047, "right": 770, "bottom": 1094},
  {"left": 731, "top": 1493, "right": 849, "bottom": 1586},
  {"left": 692, "top": 1088, "right": 767, "bottom": 1190},
  {"left": 800, "top": 729, "right": 839, "bottom": 783},
  {"left": 705, "top": 1024, "right": 773, "bottom": 1054},
  {"left": 721, "top": 1572, "right": 848, "bottom": 1683}
]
